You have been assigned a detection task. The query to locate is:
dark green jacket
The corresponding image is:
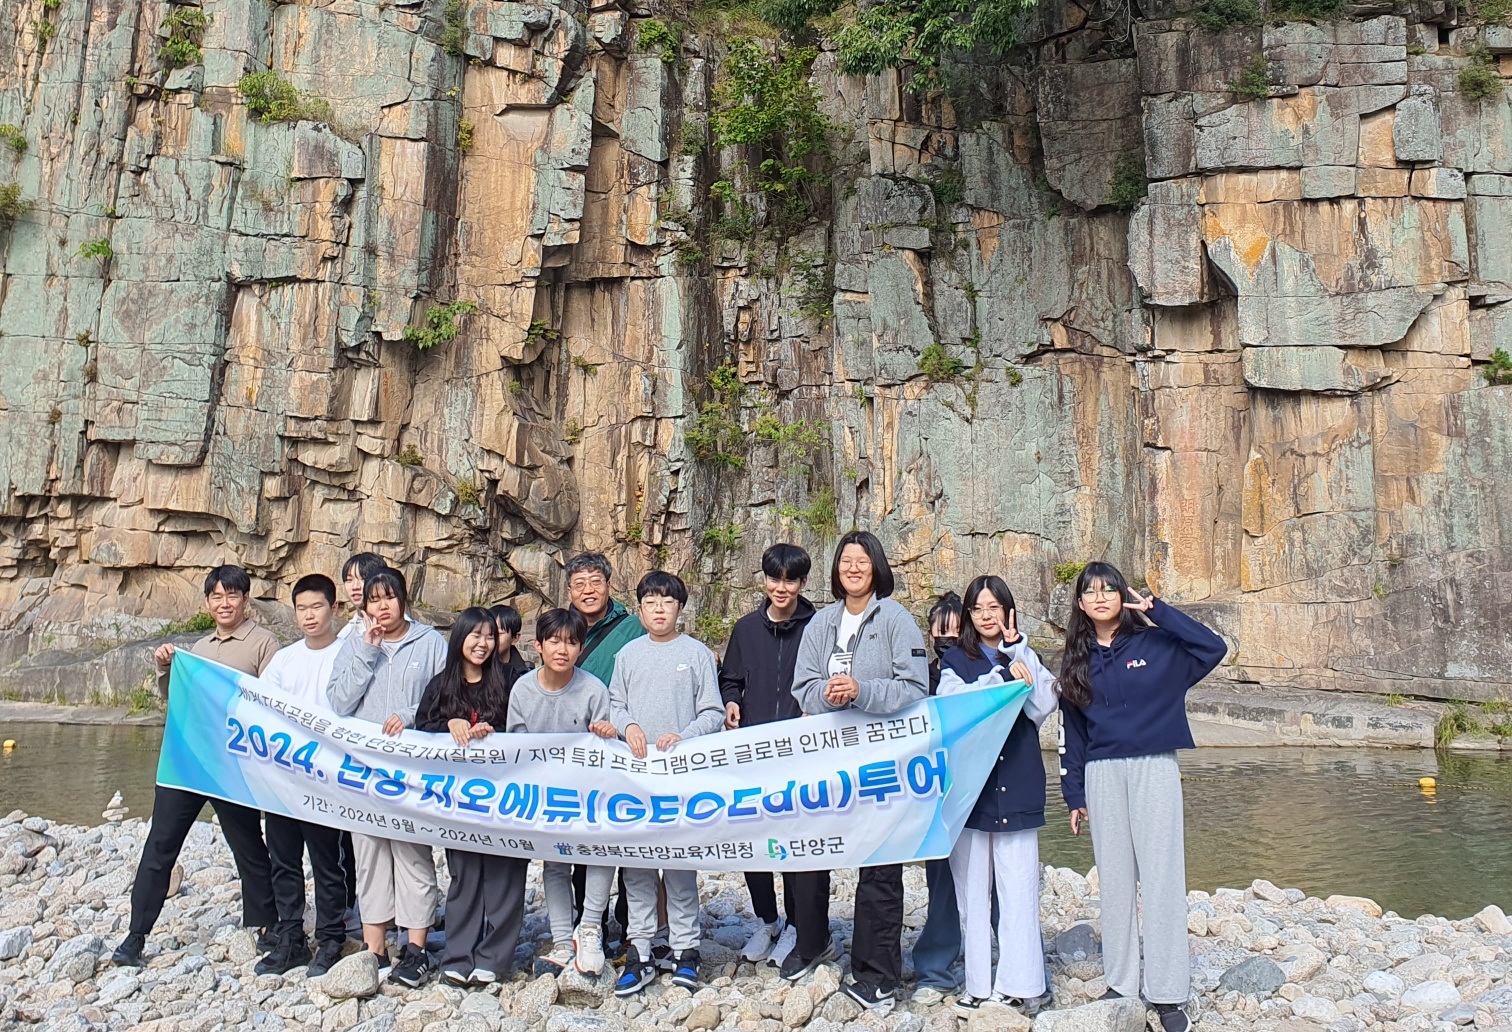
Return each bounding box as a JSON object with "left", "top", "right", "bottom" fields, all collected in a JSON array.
[{"left": 575, "top": 599, "right": 646, "bottom": 686}]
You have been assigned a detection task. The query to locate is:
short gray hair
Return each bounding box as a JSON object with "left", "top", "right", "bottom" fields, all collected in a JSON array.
[{"left": 565, "top": 551, "right": 612, "bottom": 582}]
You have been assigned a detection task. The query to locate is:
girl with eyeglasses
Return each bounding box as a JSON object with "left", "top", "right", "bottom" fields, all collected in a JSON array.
[
  {"left": 935, "top": 576, "right": 1058, "bottom": 1018},
  {"left": 790, "top": 530, "right": 929, "bottom": 1014},
  {"left": 1058, "top": 562, "right": 1227, "bottom": 1032}
]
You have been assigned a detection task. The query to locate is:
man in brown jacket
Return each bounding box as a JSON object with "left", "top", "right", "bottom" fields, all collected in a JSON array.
[{"left": 113, "top": 565, "right": 281, "bottom": 967}]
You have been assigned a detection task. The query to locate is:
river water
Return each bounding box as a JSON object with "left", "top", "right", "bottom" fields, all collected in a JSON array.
[{"left": 1, "top": 723, "right": 1508, "bottom": 920}]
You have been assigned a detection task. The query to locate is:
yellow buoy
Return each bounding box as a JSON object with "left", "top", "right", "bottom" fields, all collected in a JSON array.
[
  {"left": 1419, "top": 776, "right": 1437, "bottom": 789},
  {"left": 1, "top": 739, "right": 13, "bottom": 750}
]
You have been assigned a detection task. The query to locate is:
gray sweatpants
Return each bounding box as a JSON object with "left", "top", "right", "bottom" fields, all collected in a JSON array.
[
  {"left": 543, "top": 862, "right": 616, "bottom": 948},
  {"left": 624, "top": 867, "right": 700, "bottom": 953},
  {"left": 1086, "top": 753, "right": 1190, "bottom": 1005}
]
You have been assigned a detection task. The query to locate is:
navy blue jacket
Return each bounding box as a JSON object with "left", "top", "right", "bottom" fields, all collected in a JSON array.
[
  {"left": 938, "top": 639, "right": 1058, "bottom": 834},
  {"left": 1060, "top": 598, "right": 1227, "bottom": 811}
]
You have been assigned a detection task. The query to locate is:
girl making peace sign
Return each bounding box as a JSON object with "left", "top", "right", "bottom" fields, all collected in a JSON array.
[
  {"left": 1058, "top": 562, "right": 1226, "bottom": 1032},
  {"left": 936, "top": 576, "right": 1058, "bottom": 1017}
]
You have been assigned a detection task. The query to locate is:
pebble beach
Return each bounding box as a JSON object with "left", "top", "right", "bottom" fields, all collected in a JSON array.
[{"left": 1, "top": 810, "right": 1509, "bottom": 1032}]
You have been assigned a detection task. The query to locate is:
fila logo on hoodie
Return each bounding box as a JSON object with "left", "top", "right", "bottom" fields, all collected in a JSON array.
[{"left": 1125, "top": 658, "right": 1147, "bottom": 670}]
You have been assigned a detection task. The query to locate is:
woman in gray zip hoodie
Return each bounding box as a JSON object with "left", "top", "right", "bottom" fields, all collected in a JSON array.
[
  {"left": 787, "top": 530, "right": 929, "bottom": 1014},
  {"left": 326, "top": 568, "right": 448, "bottom": 985}
]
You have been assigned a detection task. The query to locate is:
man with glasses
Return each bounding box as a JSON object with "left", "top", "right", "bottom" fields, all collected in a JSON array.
[
  {"left": 564, "top": 551, "right": 647, "bottom": 958},
  {"left": 566, "top": 552, "right": 647, "bottom": 685},
  {"left": 114, "top": 565, "right": 282, "bottom": 966}
]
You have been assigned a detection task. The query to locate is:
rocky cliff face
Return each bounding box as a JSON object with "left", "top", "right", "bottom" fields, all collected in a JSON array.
[{"left": 0, "top": 0, "right": 1509, "bottom": 702}]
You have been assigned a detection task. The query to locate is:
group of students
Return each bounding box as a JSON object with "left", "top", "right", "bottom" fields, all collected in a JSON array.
[{"left": 108, "top": 533, "right": 1227, "bottom": 1032}]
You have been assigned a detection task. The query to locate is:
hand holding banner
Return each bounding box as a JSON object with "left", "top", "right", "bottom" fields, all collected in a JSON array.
[{"left": 158, "top": 651, "right": 1030, "bottom": 872}]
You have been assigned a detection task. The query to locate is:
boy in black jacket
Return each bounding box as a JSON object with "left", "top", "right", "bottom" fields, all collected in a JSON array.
[{"left": 718, "top": 544, "right": 815, "bottom": 963}]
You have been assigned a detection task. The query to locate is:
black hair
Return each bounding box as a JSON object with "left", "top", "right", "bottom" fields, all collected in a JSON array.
[
  {"left": 828, "top": 530, "right": 895, "bottom": 600},
  {"left": 636, "top": 570, "right": 688, "bottom": 605},
  {"left": 428, "top": 607, "right": 511, "bottom": 726},
  {"left": 203, "top": 565, "right": 251, "bottom": 596},
  {"left": 292, "top": 574, "right": 337, "bottom": 606},
  {"left": 362, "top": 567, "right": 409, "bottom": 615},
  {"left": 342, "top": 551, "right": 387, "bottom": 582},
  {"left": 761, "top": 543, "right": 812, "bottom": 582},
  {"left": 959, "top": 576, "right": 1016, "bottom": 661},
  {"left": 489, "top": 604, "right": 523, "bottom": 637},
  {"left": 1059, "top": 561, "right": 1146, "bottom": 710},
  {"left": 927, "top": 591, "right": 963, "bottom": 634},
  {"left": 565, "top": 552, "right": 613, "bottom": 582},
  {"left": 536, "top": 607, "right": 587, "bottom": 645}
]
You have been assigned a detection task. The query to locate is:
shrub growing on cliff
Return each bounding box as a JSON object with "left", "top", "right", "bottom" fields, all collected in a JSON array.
[
  {"left": 776, "top": 487, "right": 837, "bottom": 535},
  {"left": 711, "top": 39, "right": 832, "bottom": 237},
  {"left": 0, "top": 124, "right": 26, "bottom": 155},
  {"left": 0, "top": 183, "right": 29, "bottom": 222},
  {"left": 636, "top": 19, "right": 681, "bottom": 63},
  {"left": 238, "top": 71, "right": 333, "bottom": 124},
  {"left": 441, "top": 0, "right": 470, "bottom": 56},
  {"left": 1108, "top": 152, "right": 1148, "bottom": 209},
  {"left": 1475, "top": 0, "right": 1512, "bottom": 23},
  {"left": 918, "top": 342, "right": 966, "bottom": 380},
  {"left": 826, "top": 0, "right": 1033, "bottom": 93},
  {"left": 1459, "top": 54, "right": 1503, "bottom": 101},
  {"left": 1269, "top": 0, "right": 1344, "bottom": 20},
  {"left": 159, "top": 7, "right": 210, "bottom": 70},
  {"left": 403, "top": 299, "right": 479, "bottom": 350},
  {"left": 1485, "top": 348, "right": 1512, "bottom": 385},
  {"left": 1195, "top": 0, "right": 1260, "bottom": 30},
  {"left": 1228, "top": 55, "right": 1272, "bottom": 100}
]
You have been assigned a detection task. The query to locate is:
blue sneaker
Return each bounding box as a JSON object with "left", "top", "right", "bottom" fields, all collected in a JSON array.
[
  {"left": 671, "top": 949, "right": 700, "bottom": 990},
  {"left": 614, "top": 944, "right": 657, "bottom": 997}
]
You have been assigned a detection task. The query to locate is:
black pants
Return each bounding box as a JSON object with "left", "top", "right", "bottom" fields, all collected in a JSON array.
[
  {"left": 441, "top": 849, "right": 527, "bottom": 975},
  {"left": 129, "top": 785, "right": 276, "bottom": 935},
  {"left": 784, "top": 868, "right": 832, "bottom": 961},
  {"left": 745, "top": 870, "right": 797, "bottom": 925},
  {"left": 571, "top": 864, "right": 629, "bottom": 933},
  {"left": 851, "top": 864, "right": 904, "bottom": 988},
  {"left": 264, "top": 813, "right": 348, "bottom": 946}
]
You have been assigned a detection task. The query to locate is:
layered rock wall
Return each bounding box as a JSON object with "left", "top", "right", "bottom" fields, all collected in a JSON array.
[{"left": 0, "top": 0, "right": 1509, "bottom": 702}]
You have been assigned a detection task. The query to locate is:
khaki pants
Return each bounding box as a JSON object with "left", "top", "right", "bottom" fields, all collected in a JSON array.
[{"left": 351, "top": 833, "right": 438, "bottom": 930}]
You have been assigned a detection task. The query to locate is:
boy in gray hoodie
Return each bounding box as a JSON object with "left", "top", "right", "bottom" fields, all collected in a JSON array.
[
  {"left": 326, "top": 568, "right": 447, "bottom": 986},
  {"left": 607, "top": 571, "right": 724, "bottom": 996}
]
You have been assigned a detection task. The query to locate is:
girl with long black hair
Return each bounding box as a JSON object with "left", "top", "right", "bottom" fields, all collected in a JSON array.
[
  {"left": 1058, "top": 562, "right": 1226, "bottom": 1032},
  {"left": 936, "top": 575, "right": 1057, "bottom": 1017},
  {"left": 413, "top": 607, "right": 526, "bottom": 987}
]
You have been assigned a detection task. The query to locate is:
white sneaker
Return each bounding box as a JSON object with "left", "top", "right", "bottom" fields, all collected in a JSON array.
[
  {"left": 534, "top": 944, "right": 573, "bottom": 976},
  {"left": 767, "top": 923, "right": 798, "bottom": 966},
  {"left": 470, "top": 968, "right": 498, "bottom": 986},
  {"left": 912, "top": 986, "right": 950, "bottom": 1007},
  {"left": 742, "top": 921, "right": 784, "bottom": 962},
  {"left": 574, "top": 923, "right": 605, "bottom": 976}
]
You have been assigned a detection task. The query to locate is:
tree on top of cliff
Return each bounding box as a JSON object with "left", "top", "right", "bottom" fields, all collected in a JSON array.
[{"left": 756, "top": 0, "right": 1034, "bottom": 93}]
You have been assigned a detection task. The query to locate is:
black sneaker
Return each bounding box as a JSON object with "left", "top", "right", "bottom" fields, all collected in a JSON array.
[
  {"left": 614, "top": 944, "right": 657, "bottom": 997},
  {"left": 779, "top": 937, "right": 838, "bottom": 981},
  {"left": 255, "top": 937, "right": 312, "bottom": 975},
  {"left": 651, "top": 942, "right": 675, "bottom": 972},
  {"left": 671, "top": 949, "right": 700, "bottom": 990},
  {"left": 1154, "top": 1003, "right": 1191, "bottom": 1032},
  {"left": 842, "top": 979, "right": 896, "bottom": 1015},
  {"left": 111, "top": 933, "right": 145, "bottom": 967},
  {"left": 389, "top": 942, "right": 432, "bottom": 988},
  {"left": 256, "top": 927, "right": 278, "bottom": 952},
  {"left": 1100, "top": 989, "right": 1124, "bottom": 1001},
  {"left": 307, "top": 941, "right": 344, "bottom": 978}
]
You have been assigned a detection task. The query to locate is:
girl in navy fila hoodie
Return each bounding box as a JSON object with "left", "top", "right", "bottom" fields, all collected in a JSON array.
[
  {"left": 1058, "top": 562, "right": 1227, "bottom": 1032},
  {"left": 936, "top": 576, "right": 1058, "bottom": 1019}
]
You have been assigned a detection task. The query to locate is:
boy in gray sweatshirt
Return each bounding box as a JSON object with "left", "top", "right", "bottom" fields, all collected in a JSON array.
[
  {"left": 608, "top": 572, "right": 724, "bottom": 996},
  {"left": 505, "top": 608, "right": 620, "bottom": 977}
]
